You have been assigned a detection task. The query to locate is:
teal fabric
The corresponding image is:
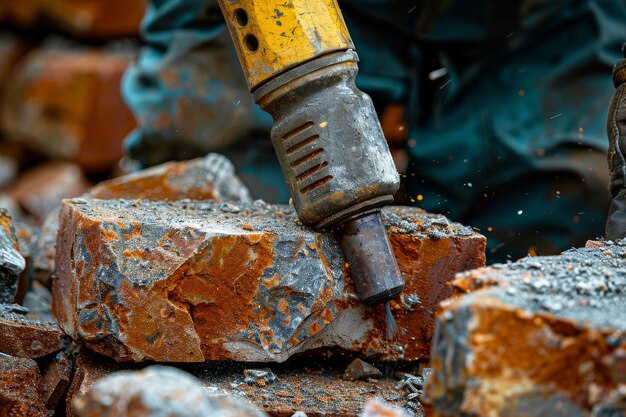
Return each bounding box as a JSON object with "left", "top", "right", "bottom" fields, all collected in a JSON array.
[{"left": 122, "top": 0, "right": 626, "bottom": 262}]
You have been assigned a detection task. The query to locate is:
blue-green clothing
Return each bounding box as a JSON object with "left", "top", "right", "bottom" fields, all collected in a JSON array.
[{"left": 122, "top": 0, "right": 626, "bottom": 262}]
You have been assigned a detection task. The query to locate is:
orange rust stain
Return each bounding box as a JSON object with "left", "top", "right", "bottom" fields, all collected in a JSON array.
[
  {"left": 122, "top": 222, "right": 141, "bottom": 240},
  {"left": 89, "top": 161, "right": 217, "bottom": 202},
  {"left": 291, "top": 237, "right": 305, "bottom": 262},
  {"left": 262, "top": 272, "right": 280, "bottom": 289},
  {"left": 169, "top": 233, "right": 276, "bottom": 359},
  {"left": 100, "top": 227, "right": 118, "bottom": 242},
  {"left": 308, "top": 322, "right": 322, "bottom": 335},
  {"left": 461, "top": 298, "right": 617, "bottom": 412},
  {"left": 0, "top": 215, "right": 18, "bottom": 250},
  {"left": 243, "top": 224, "right": 254, "bottom": 231},
  {"left": 278, "top": 299, "right": 290, "bottom": 315}
]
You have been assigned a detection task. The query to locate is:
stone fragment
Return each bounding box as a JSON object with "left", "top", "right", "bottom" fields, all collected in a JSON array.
[
  {"left": 89, "top": 153, "right": 253, "bottom": 204},
  {"left": 13, "top": 220, "right": 38, "bottom": 303},
  {"left": 31, "top": 208, "right": 59, "bottom": 287},
  {"left": 0, "top": 208, "right": 25, "bottom": 303},
  {"left": 67, "top": 350, "right": 427, "bottom": 417},
  {"left": 0, "top": 303, "right": 69, "bottom": 358},
  {"left": 244, "top": 368, "right": 277, "bottom": 386},
  {"left": 1, "top": 45, "right": 135, "bottom": 171},
  {"left": 343, "top": 359, "right": 382, "bottom": 381},
  {"left": 52, "top": 199, "right": 485, "bottom": 362},
  {"left": 23, "top": 281, "right": 55, "bottom": 322},
  {"left": 0, "top": 353, "right": 47, "bottom": 417},
  {"left": 292, "top": 412, "right": 308, "bottom": 417},
  {"left": 427, "top": 240, "right": 626, "bottom": 417},
  {"left": 42, "top": 351, "right": 73, "bottom": 410},
  {"left": 361, "top": 400, "right": 411, "bottom": 417},
  {"left": 73, "top": 365, "right": 268, "bottom": 417},
  {"left": 6, "top": 163, "right": 90, "bottom": 221}
]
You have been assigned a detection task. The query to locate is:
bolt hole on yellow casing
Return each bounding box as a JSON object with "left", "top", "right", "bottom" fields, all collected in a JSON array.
[{"left": 218, "top": 0, "right": 353, "bottom": 90}]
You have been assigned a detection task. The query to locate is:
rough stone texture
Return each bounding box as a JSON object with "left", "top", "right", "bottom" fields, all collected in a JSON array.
[
  {"left": 13, "top": 220, "right": 38, "bottom": 303},
  {"left": 89, "top": 153, "right": 253, "bottom": 204},
  {"left": 23, "top": 280, "right": 55, "bottom": 322},
  {"left": 52, "top": 199, "right": 485, "bottom": 363},
  {"left": 41, "top": 351, "right": 73, "bottom": 410},
  {"left": 0, "top": 0, "right": 144, "bottom": 37},
  {"left": 0, "top": 303, "right": 69, "bottom": 358},
  {"left": 0, "top": 353, "right": 47, "bottom": 417},
  {"left": 5, "top": 162, "right": 90, "bottom": 222},
  {"left": 0, "top": 208, "right": 25, "bottom": 303},
  {"left": 427, "top": 240, "right": 626, "bottom": 417},
  {"left": 67, "top": 350, "right": 431, "bottom": 417},
  {"left": 0, "top": 45, "right": 135, "bottom": 171},
  {"left": 73, "top": 365, "right": 268, "bottom": 417},
  {"left": 31, "top": 208, "right": 59, "bottom": 288}
]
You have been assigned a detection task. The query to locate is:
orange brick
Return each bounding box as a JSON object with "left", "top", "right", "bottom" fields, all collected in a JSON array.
[{"left": 1, "top": 46, "right": 136, "bottom": 172}]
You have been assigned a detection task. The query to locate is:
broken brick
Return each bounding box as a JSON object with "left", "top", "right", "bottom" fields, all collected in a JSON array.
[
  {"left": 0, "top": 303, "right": 69, "bottom": 358},
  {"left": 1, "top": 45, "right": 136, "bottom": 171},
  {"left": 0, "top": 353, "right": 47, "bottom": 417},
  {"left": 5, "top": 162, "right": 90, "bottom": 222},
  {"left": 52, "top": 199, "right": 485, "bottom": 363},
  {"left": 89, "top": 153, "right": 253, "bottom": 204},
  {"left": 0, "top": 208, "right": 25, "bottom": 303},
  {"left": 73, "top": 365, "right": 268, "bottom": 417},
  {"left": 427, "top": 241, "right": 626, "bottom": 417}
]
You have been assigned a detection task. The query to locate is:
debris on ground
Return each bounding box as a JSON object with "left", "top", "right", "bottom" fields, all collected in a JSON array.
[
  {"left": 73, "top": 365, "right": 268, "bottom": 417},
  {"left": 427, "top": 240, "right": 626, "bottom": 417},
  {"left": 343, "top": 358, "right": 382, "bottom": 381},
  {"left": 244, "top": 368, "right": 277, "bottom": 386}
]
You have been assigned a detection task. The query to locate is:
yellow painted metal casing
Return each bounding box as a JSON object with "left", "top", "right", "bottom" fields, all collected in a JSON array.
[{"left": 217, "top": 0, "right": 354, "bottom": 91}]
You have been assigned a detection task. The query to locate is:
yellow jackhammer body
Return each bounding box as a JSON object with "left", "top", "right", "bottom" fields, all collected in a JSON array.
[{"left": 217, "top": 0, "right": 406, "bottom": 337}]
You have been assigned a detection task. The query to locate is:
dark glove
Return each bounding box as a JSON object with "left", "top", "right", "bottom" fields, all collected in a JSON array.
[{"left": 606, "top": 45, "right": 626, "bottom": 241}]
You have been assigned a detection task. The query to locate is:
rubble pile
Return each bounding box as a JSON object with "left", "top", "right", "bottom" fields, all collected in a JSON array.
[
  {"left": 0, "top": 153, "right": 484, "bottom": 416},
  {"left": 427, "top": 240, "right": 626, "bottom": 417}
]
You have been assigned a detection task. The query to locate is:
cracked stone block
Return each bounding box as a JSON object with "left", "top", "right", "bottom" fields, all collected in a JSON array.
[
  {"left": 67, "top": 350, "right": 429, "bottom": 417},
  {"left": 427, "top": 240, "right": 626, "bottom": 417},
  {"left": 0, "top": 353, "right": 48, "bottom": 417},
  {"left": 6, "top": 162, "right": 90, "bottom": 222},
  {"left": 0, "top": 303, "right": 69, "bottom": 358},
  {"left": 1, "top": 45, "right": 135, "bottom": 171},
  {"left": 52, "top": 198, "right": 485, "bottom": 363},
  {"left": 73, "top": 365, "right": 268, "bottom": 417},
  {"left": 89, "top": 153, "right": 253, "bottom": 204},
  {"left": 0, "top": 208, "right": 25, "bottom": 303}
]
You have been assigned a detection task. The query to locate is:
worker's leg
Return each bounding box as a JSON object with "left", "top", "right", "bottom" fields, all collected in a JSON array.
[{"left": 406, "top": 0, "right": 625, "bottom": 261}]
